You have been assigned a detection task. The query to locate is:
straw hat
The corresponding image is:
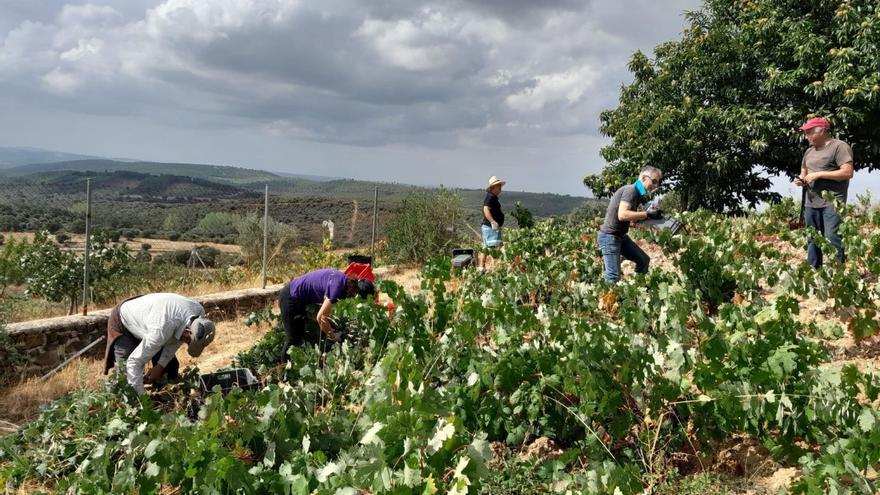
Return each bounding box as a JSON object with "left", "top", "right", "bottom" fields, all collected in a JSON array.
[{"left": 486, "top": 176, "right": 506, "bottom": 191}]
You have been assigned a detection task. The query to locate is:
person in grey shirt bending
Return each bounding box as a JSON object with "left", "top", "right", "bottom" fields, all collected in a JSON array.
[
  {"left": 597, "top": 166, "right": 663, "bottom": 282},
  {"left": 793, "top": 117, "right": 854, "bottom": 268}
]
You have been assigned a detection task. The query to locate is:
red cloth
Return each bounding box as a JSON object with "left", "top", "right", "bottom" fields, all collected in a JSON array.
[{"left": 344, "top": 262, "right": 375, "bottom": 282}]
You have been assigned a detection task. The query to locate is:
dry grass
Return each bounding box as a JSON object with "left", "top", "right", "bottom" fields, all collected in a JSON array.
[
  {"left": 0, "top": 319, "right": 271, "bottom": 426},
  {"left": 4, "top": 478, "right": 57, "bottom": 494},
  {"left": 0, "top": 358, "right": 104, "bottom": 427},
  {"left": 0, "top": 232, "right": 241, "bottom": 255},
  {"left": 2, "top": 268, "right": 272, "bottom": 322},
  {"left": 374, "top": 265, "right": 421, "bottom": 294}
]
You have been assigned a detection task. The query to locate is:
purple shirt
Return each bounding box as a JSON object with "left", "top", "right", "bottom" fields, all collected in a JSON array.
[{"left": 289, "top": 269, "right": 348, "bottom": 304}]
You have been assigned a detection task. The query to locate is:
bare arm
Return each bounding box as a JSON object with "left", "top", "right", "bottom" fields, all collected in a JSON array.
[
  {"left": 483, "top": 206, "right": 496, "bottom": 224},
  {"left": 316, "top": 297, "right": 336, "bottom": 338},
  {"left": 617, "top": 201, "right": 648, "bottom": 223},
  {"left": 806, "top": 162, "right": 854, "bottom": 182}
]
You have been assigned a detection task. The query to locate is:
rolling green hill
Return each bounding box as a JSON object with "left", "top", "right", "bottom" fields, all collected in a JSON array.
[
  {"left": 0, "top": 158, "right": 602, "bottom": 245},
  {"left": 0, "top": 170, "right": 256, "bottom": 200},
  {"left": 6, "top": 158, "right": 595, "bottom": 218}
]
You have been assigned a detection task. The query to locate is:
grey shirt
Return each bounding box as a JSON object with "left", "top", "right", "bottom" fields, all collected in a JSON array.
[
  {"left": 600, "top": 184, "right": 644, "bottom": 236},
  {"left": 802, "top": 138, "right": 853, "bottom": 208}
]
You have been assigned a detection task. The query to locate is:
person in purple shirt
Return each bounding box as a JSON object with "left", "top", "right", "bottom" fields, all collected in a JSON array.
[{"left": 278, "top": 268, "right": 375, "bottom": 360}]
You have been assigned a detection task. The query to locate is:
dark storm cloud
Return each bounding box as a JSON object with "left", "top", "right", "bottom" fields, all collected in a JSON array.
[{"left": 0, "top": 0, "right": 702, "bottom": 149}]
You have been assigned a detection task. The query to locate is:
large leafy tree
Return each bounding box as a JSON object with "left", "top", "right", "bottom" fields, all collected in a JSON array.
[{"left": 585, "top": 0, "right": 880, "bottom": 212}]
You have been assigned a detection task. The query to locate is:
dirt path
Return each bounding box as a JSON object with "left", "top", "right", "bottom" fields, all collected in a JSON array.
[{"left": 1, "top": 232, "right": 242, "bottom": 255}]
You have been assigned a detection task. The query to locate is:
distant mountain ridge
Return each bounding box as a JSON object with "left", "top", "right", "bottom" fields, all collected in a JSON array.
[
  {"left": 0, "top": 170, "right": 257, "bottom": 201},
  {"left": 0, "top": 147, "right": 111, "bottom": 168},
  {"left": 1, "top": 159, "right": 280, "bottom": 184}
]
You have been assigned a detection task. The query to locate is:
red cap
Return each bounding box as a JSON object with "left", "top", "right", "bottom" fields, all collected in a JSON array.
[{"left": 800, "top": 117, "right": 830, "bottom": 131}]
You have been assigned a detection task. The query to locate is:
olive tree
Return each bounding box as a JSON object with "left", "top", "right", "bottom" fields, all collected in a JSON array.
[{"left": 236, "top": 212, "right": 297, "bottom": 265}]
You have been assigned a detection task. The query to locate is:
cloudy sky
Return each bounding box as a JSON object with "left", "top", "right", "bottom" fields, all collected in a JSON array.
[{"left": 0, "top": 0, "right": 719, "bottom": 196}]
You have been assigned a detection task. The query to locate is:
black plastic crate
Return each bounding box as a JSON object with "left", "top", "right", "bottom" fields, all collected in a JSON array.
[
  {"left": 451, "top": 248, "right": 474, "bottom": 269},
  {"left": 199, "top": 368, "right": 260, "bottom": 394}
]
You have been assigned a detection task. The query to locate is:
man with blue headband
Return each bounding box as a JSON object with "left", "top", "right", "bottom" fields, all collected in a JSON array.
[{"left": 597, "top": 166, "right": 663, "bottom": 282}]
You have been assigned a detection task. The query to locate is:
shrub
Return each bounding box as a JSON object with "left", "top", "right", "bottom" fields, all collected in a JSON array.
[
  {"left": 153, "top": 250, "right": 190, "bottom": 266},
  {"left": 383, "top": 188, "right": 467, "bottom": 263},
  {"left": 152, "top": 246, "right": 220, "bottom": 268},
  {"left": 566, "top": 200, "right": 609, "bottom": 226},
  {"left": 0, "top": 236, "right": 30, "bottom": 296},
  {"left": 189, "top": 212, "right": 241, "bottom": 240},
  {"left": 510, "top": 201, "right": 535, "bottom": 229},
  {"left": 235, "top": 212, "right": 297, "bottom": 265},
  {"left": 21, "top": 231, "right": 133, "bottom": 314}
]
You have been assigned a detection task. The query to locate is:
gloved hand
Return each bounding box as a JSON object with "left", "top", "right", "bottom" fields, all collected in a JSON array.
[
  {"left": 490, "top": 221, "right": 500, "bottom": 231},
  {"left": 646, "top": 205, "right": 663, "bottom": 220}
]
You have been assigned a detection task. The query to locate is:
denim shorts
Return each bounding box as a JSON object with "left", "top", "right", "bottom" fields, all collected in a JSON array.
[{"left": 481, "top": 224, "right": 503, "bottom": 248}]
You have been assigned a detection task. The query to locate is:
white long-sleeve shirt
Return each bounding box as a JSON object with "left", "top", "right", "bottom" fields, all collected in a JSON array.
[{"left": 119, "top": 293, "right": 205, "bottom": 394}]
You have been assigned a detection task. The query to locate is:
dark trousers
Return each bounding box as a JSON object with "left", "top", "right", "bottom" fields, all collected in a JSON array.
[
  {"left": 804, "top": 206, "right": 845, "bottom": 268},
  {"left": 112, "top": 332, "right": 180, "bottom": 379},
  {"left": 598, "top": 231, "right": 650, "bottom": 282},
  {"left": 278, "top": 283, "right": 321, "bottom": 361}
]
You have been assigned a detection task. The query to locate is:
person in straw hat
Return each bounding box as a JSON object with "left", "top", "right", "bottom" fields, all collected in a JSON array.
[{"left": 479, "top": 176, "right": 506, "bottom": 270}]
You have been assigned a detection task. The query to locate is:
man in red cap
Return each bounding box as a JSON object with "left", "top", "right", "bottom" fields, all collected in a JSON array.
[{"left": 793, "top": 117, "right": 853, "bottom": 267}]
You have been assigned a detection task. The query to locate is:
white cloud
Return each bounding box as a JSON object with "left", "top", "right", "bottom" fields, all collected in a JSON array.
[
  {"left": 356, "top": 16, "right": 449, "bottom": 71},
  {"left": 0, "top": 0, "right": 704, "bottom": 194},
  {"left": 57, "top": 4, "right": 122, "bottom": 27},
  {"left": 42, "top": 67, "right": 81, "bottom": 92},
  {"left": 505, "top": 65, "right": 598, "bottom": 113}
]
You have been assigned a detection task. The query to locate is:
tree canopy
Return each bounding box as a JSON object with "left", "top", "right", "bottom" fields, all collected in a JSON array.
[{"left": 585, "top": 0, "right": 880, "bottom": 212}]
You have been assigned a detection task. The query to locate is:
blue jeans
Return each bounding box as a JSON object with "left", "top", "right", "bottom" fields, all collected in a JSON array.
[
  {"left": 804, "top": 206, "right": 845, "bottom": 267},
  {"left": 598, "top": 231, "right": 650, "bottom": 282}
]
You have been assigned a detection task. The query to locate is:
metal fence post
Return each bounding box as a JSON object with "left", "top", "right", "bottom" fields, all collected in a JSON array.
[
  {"left": 370, "top": 186, "right": 378, "bottom": 262},
  {"left": 262, "top": 184, "right": 269, "bottom": 289},
  {"left": 82, "top": 178, "right": 92, "bottom": 316}
]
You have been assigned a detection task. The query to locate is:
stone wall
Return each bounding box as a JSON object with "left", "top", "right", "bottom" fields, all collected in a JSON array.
[{"left": 1, "top": 285, "right": 282, "bottom": 381}]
